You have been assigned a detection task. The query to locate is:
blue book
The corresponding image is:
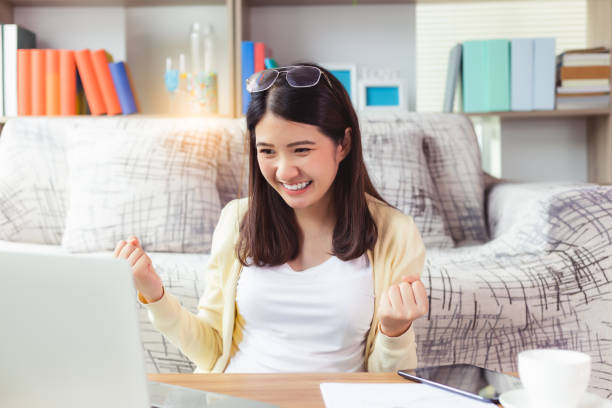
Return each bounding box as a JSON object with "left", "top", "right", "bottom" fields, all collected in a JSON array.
[
  {"left": 462, "top": 39, "right": 510, "bottom": 112},
  {"left": 462, "top": 40, "right": 487, "bottom": 112},
  {"left": 443, "top": 43, "right": 462, "bottom": 112},
  {"left": 511, "top": 38, "right": 534, "bottom": 111},
  {"left": 487, "top": 39, "right": 510, "bottom": 112},
  {"left": 108, "top": 62, "right": 137, "bottom": 115},
  {"left": 533, "top": 38, "right": 556, "bottom": 110},
  {"left": 241, "top": 41, "right": 254, "bottom": 114}
]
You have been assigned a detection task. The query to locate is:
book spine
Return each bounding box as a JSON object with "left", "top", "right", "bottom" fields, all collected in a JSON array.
[
  {"left": 123, "top": 62, "right": 140, "bottom": 113},
  {"left": 487, "top": 39, "right": 510, "bottom": 112},
  {"left": 443, "top": 43, "right": 462, "bottom": 113},
  {"left": 17, "top": 49, "right": 31, "bottom": 116},
  {"left": 560, "top": 66, "right": 610, "bottom": 80},
  {"left": 31, "top": 49, "right": 46, "bottom": 116},
  {"left": 45, "top": 49, "right": 60, "bottom": 116},
  {"left": 561, "top": 78, "right": 609, "bottom": 87},
  {"left": 74, "top": 49, "right": 106, "bottom": 115},
  {"left": 511, "top": 38, "right": 534, "bottom": 111},
  {"left": 241, "top": 41, "right": 254, "bottom": 114},
  {"left": 108, "top": 61, "right": 137, "bottom": 114},
  {"left": 533, "top": 38, "right": 556, "bottom": 110},
  {"left": 462, "top": 40, "right": 487, "bottom": 113},
  {"left": 254, "top": 42, "right": 265, "bottom": 73},
  {"left": 91, "top": 49, "right": 122, "bottom": 115},
  {"left": 59, "top": 50, "right": 76, "bottom": 116},
  {"left": 4, "top": 25, "right": 18, "bottom": 116}
]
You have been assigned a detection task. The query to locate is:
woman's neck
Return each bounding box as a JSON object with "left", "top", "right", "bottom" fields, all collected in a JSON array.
[{"left": 293, "top": 190, "right": 336, "bottom": 239}]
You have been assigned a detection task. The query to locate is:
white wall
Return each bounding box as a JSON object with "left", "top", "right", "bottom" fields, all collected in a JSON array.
[
  {"left": 14, "top": 5, "right": 231, "bottom": 116},
  {"left": 248, "top": 4, "right": 417, "bottom": 111},
  {"left": 126, "top": 5, "right": 229, "bottom": 115},
  {"left": 15, "top": 7, "right": 126, "bottom": 60},
  {"left": 500, "top": 118, "right": 588, "bottom": 182}
]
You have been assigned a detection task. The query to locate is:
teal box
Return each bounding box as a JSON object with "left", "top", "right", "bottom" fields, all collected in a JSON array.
[{"left": 462, "top": 39, "right": 511, "bottom": 112}]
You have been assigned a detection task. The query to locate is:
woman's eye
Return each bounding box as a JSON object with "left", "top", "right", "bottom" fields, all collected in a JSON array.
[
  {"left": 295, "top": 148, "right": 310, "bottom": 153},
  {"left": 259, "top": 149, "right": 274, "bottom": 155}
]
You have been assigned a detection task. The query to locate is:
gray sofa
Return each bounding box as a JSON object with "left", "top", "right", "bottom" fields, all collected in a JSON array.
[{"left": 0, "top": 113, "right": 610, "bottom": 397}]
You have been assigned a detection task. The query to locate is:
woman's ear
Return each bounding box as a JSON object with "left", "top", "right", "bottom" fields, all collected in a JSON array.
[{"left": 338, "top": 127, "right": 352, "bottom": 161}]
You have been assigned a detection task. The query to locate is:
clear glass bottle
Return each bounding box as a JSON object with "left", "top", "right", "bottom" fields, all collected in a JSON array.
[{"left": 189, "top": 22, "right": 201, "bottom": 75}]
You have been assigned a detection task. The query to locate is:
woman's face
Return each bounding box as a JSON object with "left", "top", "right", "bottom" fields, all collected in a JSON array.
[{"left": 255, "top": 111, "right": 349, "bottom": 211}]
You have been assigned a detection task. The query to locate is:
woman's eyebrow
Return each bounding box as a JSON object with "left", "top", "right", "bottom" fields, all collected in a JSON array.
[
  {"left": 286, "top": 140, "right": 315, "bottom": 147},
  {"left": 255, "top": 140, "right": 315, "bottom": 148}
]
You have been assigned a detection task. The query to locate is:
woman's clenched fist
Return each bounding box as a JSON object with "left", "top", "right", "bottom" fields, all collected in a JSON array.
[
  {"left": 377, "top": 276, "right": 428, "bottom": 337},
  {"left": 113, "top": 236, "right": 164, "bottom": 303}
]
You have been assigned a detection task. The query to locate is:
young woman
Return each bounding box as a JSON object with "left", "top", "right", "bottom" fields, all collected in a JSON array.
[{"left": 113, "top": 63, "right": 428, "bottom": 373}]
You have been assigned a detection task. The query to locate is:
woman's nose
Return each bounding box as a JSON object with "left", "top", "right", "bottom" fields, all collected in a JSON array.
[{"left": 276, "top": 157, "right": 299, "bottom": 182}]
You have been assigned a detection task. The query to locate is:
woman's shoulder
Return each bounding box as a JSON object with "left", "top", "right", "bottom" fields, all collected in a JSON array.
[
  {"left": 211, "top": 197, "right": 248, "bottom": 251},
  {"left": 365, "top": 193, "right": 425, "bottom": 261},
  {"left": 365, "top": 193, "right": 416, "bottom": 232},
  {"left": 222, "top": 197, "right": 249, "bottom": 220}
]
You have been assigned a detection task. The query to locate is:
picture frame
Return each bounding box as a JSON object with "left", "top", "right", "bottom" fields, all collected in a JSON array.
[
  {"left": 321, "top": 63, "right": 358, "bottom": 107},
  {"left": 358, "top": 79, "right": 406, "bottom": 111}
]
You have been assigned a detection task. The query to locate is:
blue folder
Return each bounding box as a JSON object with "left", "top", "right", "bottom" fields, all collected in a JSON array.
[
  {"left": 241, "top": 41, "right": 254, "bottom": 114},
  {"left": 511, "top": 39, "right": 534, "bottom": 111},
  {"left": 462, "top": 40, "right": 510, "bottom": 113},
  {"left": 109, "top": 62, "right": 137, "bottom": 115},
  {"left": 533, "top": 38, "right": 556, "bottom": 110}
]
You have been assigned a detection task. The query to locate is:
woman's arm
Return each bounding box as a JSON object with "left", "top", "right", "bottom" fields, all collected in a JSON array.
[
  {"left": 367, "top": 213, "right": 427, "bottom": 372},
  {"left": 141, "top": 200, "right": 240, "bottom": 372}
]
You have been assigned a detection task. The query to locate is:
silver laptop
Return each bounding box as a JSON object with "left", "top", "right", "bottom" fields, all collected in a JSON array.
[
  {"left": 0, "top": 251, "right": 277, "bottom": 408},
  {"left": 0, "top": 250, "right": 150, "bottom": 408}
]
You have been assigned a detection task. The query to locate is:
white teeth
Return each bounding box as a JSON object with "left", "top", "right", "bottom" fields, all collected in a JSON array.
[{"left": 282, "top": 181, "right": 311, "bottom": 191}]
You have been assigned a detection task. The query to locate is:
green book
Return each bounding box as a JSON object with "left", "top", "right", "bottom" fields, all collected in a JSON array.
[{"left": 462, "top": 39, "right": 510, "bottom": 112}]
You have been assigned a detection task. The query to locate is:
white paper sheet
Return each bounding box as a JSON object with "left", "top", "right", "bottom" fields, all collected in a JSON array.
[{"left": 320, "top": 383, "right": 497, "bottom": 408}]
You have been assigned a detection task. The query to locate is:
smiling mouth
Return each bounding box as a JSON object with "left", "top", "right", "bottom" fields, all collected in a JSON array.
[{"left": 281, "top": 180, "right": 312, "bottom": 191}]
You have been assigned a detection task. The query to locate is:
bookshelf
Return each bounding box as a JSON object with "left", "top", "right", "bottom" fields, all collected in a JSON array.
[
  {"left": 233, "top": 0, "right": 612, "bottom": 184},
  {"left": 0, "top": 0, "right": 610, "bottom": 182},
  {"left": 466, "top": 108, "right": 611, "bottom": 120}
]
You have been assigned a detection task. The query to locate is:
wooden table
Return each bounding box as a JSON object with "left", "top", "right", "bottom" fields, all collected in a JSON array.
[{"left": 149, "top": 372, "right": 507, "bottom": 408}]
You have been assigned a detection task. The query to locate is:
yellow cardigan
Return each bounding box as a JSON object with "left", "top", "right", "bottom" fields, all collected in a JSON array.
[{"left": 143, "top": 193, "right": 426, "bottom": 373}]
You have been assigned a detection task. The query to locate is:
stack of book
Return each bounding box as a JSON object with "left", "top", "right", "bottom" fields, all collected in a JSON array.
[
  {"left": 2, "top": 24, "right": 139, "bottom": 117},
  {"left": 556, "top": 47, "right": 610, "bottom": 110},
  {"left": 17, "top": 48, "right": 139, "bottom": 116},
  {"left": 241, "top": 41, "right": 266, "bottom": 114},
  {"left": 456, "top": 38, "right": 556, "bottom": 113}
]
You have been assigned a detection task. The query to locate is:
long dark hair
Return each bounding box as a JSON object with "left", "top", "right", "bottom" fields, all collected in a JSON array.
[{"left": 237, "top": 63, "right": 390, "bottom": 267}]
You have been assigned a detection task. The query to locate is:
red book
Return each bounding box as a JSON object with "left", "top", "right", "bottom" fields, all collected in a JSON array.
[
  {"left": 46, "top": 49, "right": 60, "bottom": 116},
  {"left": 17, "top": 49, "right": 32, "bottom": 116},
  {"left": 74, "top": 49, "right": 106, "bottom": 115},
  {"left": 91, "top": 49, "right": 121, "bottom": 115},
  {"left": 31, "top": 49, "right": 46, "bottom": 116},
  {"left": 254, "top": 42, "right": 265, "bottom": 73},
  {"left": 59, "top": 50, "right": 76, "bottom": 116}
]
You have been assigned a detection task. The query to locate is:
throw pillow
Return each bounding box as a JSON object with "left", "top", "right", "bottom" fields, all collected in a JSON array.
[
  {"left": 61, "top": 126, "right": 222, "bottom": 253},
  {"left": 417, "top": 113, "right": 489, "bottom": 244},
  {"left": 0, "top": 118, "right": 70, "bottom": 245},
  {"left": 360, "top": 115, "right": 454, "bottom": 248}
]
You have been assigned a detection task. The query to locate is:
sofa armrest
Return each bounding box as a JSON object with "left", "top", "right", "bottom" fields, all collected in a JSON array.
[{"left": 486, "top": 182, "right": 611, "bottom": 249}]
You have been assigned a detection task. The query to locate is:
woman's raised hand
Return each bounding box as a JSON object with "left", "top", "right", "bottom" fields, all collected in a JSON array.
[
  {"left": 113, "top": 236, "right": 164, "bottom": 303},
  {"left": 377, "top": 275, "right": 428, "bottom": 337}
]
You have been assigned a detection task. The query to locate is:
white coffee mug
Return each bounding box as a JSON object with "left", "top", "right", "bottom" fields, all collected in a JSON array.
[{"left": 518, "top": 349, "right": 591, "bottom": 408}]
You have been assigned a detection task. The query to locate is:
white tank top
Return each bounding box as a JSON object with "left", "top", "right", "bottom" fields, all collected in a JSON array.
[{"left": 224, "top": 254, "right": 374, "bottom": 373}]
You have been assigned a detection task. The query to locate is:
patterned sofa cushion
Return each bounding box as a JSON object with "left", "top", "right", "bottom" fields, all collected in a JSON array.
[
  {"left": 360, "top": 115, "right": 454, "bottom": 248},
  {"left": 418, "top": 113, "right": 488, "bottom": 244},
  {"left": 216, "top": 119, "right": 249, "bottom": 206},
  {"left": 360, "top": 112, "right": 488, "bottom": 245},
  {"left": 61, "top": 126, "right": 222, "bottom": 253},
  {"left": 0, "top": 118, "right": 70, "bottom": 245}
]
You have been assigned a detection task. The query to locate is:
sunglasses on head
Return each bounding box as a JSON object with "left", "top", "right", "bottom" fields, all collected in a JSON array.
[{"left": 245, "top": 65, "right": 333, "bottom": 93}]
